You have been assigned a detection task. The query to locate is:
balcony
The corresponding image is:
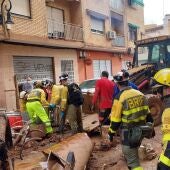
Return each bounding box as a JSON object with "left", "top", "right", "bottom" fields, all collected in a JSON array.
[
  {"left": 112, "top": 35, "right": 125, "bottom": 47},
  {"left": 47, "top": 20, "right": 83, "bottom": 41}
]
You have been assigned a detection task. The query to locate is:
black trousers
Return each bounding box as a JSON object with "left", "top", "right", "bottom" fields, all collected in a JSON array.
[{"left": 99, "top": 108, "right": 111, "bottom": 125}]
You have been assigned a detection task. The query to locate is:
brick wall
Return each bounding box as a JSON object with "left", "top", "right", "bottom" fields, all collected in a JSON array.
[{"left": 11, "top": 0, "right": 47, "bottom": 37}]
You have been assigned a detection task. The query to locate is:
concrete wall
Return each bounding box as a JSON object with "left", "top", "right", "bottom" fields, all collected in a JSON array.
[
  {"left": 81, "top": 0, "right": 112, "bottom": 48},
  {"left": 0, "top": 44, "right": 78, "bottom": 111},
  {"left": 12, "top": 0, "right": 47, "bottom": 37},
  {"left": 78, "top": 51, "right": 133, "bottom": 83}
]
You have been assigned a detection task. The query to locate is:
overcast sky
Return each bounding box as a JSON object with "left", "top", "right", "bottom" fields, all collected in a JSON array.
[{"left": 144, "top": 0, "right": 170, "bottom": 25}]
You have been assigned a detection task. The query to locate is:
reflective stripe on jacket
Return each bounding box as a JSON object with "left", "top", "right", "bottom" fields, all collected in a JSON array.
[
  {"left": 159, "top": 141, "right": 170, "bottom": 167},
  {"left": 162, "top": 108, "right": 170, "bottom": 142},
  {"left": 109, "top": 87, "right": 150, "bottom": 133},
  {"left": 27, "top": 88, "right": 49, "bottom": 106}
]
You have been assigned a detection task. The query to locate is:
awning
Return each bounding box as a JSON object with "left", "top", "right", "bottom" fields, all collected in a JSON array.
[
  {"left": 129, "top": 0, "right": 144, "bottom": 6},
  {"left": 86, "top": 9, "right": 108, "bottom": 20},
  {"left": 128, "top": 23, "right": 139, "bottom": 29}
]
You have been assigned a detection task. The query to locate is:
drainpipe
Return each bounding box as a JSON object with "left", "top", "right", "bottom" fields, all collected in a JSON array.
[{"left": 84, "top": 57, "right": 87, "bottom": 80}]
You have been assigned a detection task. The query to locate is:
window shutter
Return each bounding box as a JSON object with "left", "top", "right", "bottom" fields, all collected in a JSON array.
[
  {"left": 11, "top": 0, "right": 30, "bottom": 17},
  {"left": 91, "top": 17, "right": 104, "bottom": 32}
]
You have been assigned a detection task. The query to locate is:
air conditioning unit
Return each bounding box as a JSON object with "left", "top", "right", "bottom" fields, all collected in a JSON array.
[{"left": 106, "top": 31, "right": 116, "bottom": 40}]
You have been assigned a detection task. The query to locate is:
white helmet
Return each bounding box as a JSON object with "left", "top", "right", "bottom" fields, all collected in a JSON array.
[{"left": 20, "top": 91, "right": 27, "bottom": 99}]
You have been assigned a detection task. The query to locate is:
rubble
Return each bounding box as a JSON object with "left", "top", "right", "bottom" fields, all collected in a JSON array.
[
  {"left": 14, "top": 133, "right": 93, "bottom": 170},
  {"left": 138, "top": 144, "right": 157, "bottom": 160}
]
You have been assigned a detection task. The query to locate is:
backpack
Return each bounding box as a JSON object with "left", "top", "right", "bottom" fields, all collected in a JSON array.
[{"left": 67, "top": 83, "right": 84, "bottom": 106}]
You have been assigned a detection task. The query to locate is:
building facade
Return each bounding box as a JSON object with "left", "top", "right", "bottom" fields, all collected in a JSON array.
[
  {"left": 144, "top": 14, "right": 170, "bottom": 38},
  {"left": 0, "top": 0, "right": 144, "bottom": 111},
  {"left": 78, "top": 0, "right": 145, "bottom": 82}
]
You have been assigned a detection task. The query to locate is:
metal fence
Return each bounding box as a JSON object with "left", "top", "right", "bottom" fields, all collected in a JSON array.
[
  {"left": 47, "top": 20, "right": 83, "bottom": 41},
  {"left": 112, "top": 35, "right": 125, "bottom": 47}
]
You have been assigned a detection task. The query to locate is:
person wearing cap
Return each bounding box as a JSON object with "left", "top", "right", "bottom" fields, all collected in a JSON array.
[
  {"left": 108, "top": 72, "right": 154, "bottom": 170},
  {"left": 154, "top": 69, "right": 170, "bottom": 169},
  {"left": 92, "top": 71, "right": 115, "bottom": 126},
  {"left": 113, "top": 70, "right": 138, "bottom": 98},
  {"left": 26, "top": 80, "right": 53, "bottom": 135}
]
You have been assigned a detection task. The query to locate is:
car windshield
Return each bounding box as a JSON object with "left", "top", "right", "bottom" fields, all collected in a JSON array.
[{"left": 79, "top": 80, "right": 96, "bottom": 89}]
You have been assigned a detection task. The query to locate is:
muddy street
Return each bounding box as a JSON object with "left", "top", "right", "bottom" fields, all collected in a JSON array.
[{"left": 87, "top": 126, "right": 162, "bottom": 170}]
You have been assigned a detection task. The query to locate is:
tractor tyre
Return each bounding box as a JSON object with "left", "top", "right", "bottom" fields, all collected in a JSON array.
[{"left": 145, "top": 94, "right": 164, "bottom": 126}]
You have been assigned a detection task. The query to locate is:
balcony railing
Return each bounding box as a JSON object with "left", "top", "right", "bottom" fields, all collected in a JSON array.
[
  {"left": 112, "top": 35, "right": 125, "bottom": 47},
  {"left": 47, "top": 20, "right": 83, "bottom": 41}
]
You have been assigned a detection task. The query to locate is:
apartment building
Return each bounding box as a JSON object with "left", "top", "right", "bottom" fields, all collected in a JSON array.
[
  {"left": 0, "top": 0, "right": 83, "bottom": 111},
  {"left": 0, "top": 0, "right": 144, "bottom": 111},
  {"left": 144, "top": 14, "right": 170, "bottom": 38},
  {"left": 78, "top": 0, "right": 145, "bottom": 82}
]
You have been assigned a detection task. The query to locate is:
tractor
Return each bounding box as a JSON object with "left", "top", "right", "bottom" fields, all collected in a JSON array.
[{"left": 128, "top": 35, "right": 170, "bottom": 125}]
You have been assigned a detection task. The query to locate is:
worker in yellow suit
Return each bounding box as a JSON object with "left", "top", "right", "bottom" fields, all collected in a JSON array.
[
  {"left": 45, "top": 79, "right": 63, "bottom": 126},
  {"left": 59, "top": 73, "right": 69, "bottom": 133},
  {"left": 26, "top": 81, "right": 53, "bottom": 135},
  {"left": 108, "top": 71, "right": 154, "bottom": 170},
  {"left": 154, "top": 68, "right": 170, "bottom": 170}
]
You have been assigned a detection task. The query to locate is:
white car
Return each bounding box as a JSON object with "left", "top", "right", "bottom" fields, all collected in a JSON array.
[
  {"left": 79, "top": 79, "right": 98, "bottom": 93},
  {"left": 79, "top": 78, "right": 113, "bottom": 93}
]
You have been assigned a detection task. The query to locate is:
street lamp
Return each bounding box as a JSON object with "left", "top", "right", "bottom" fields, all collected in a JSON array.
[{"left": 0, "top": 0, "right": 14, "bottom": 29}]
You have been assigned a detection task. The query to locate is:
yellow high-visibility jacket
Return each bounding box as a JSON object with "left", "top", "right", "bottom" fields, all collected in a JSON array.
[
  {"left": 50, "top": 85, "right": 63, "bottom": 105},
  {"left": 19, "top": 99, "right": 26, "bottom": 112},
  {"left": 109, "top": 87, "right": 150, "bottom": 134},
  {"left": 27, "top": 88, "right": 49, "bottom": 106},
  {"left": 162, "top": 108, "right": 170, "bottom": 142},
  {"left": 60, "top": 85, "right": 68, "bottom": 111}
]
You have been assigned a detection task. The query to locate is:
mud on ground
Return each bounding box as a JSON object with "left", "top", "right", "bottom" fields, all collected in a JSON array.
[{"left": 87, "top": 126, "right": 162, "bottom": 170}]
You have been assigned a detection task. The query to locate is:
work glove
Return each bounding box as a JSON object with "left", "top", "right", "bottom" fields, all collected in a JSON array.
[{"left": 49, "top": 104, "right": 56, "bottom": 109}]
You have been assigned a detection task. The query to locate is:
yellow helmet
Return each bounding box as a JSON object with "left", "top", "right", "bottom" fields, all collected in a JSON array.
[{"left": 154, "top": 68, "right": 170, "bottom": 87}]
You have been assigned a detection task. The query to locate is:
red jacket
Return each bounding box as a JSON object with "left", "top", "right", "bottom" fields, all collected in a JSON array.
[{"left": 92, "top": 77, "right": 115, "bottom": 109}]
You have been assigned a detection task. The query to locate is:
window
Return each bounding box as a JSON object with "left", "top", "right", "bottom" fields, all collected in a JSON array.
[
  {"left": 137, "top": 46, "right": 149, "bottom": 65},
  {"left": 91, "top": 17, "right": 105, "bottom": 34},
  {"left": 61, "top": 60, "right": 74, "bottom": 83},
  {"left": 111, "top": 12, "right": 124, "bottom": 35},
  {"left": 110, "top": 0, "right": 124, "bottom": 12},
  {"left": 11, "top": 0, "right": 31, "bottom": 17},
  {"left": 47, "top": 6, "right": 64, "bottom": 38},
  {"left": 93, "top": 60, "right": 112, "bottom": 79},
  {"left": 129, "top": 26, "right": 137, "bottom": 41}
]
